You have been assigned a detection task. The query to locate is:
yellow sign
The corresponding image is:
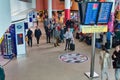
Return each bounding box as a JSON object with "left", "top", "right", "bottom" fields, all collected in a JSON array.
[
  {"left": 0, "top": 35, "right": 4, "bottom": 44},
  {"left": 81, "top": 25, "right": 108, "bottom": 33}
]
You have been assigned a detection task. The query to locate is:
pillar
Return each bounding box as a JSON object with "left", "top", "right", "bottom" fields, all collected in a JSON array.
[
  {"left": 48, "top": 0, "right": 52, "bottom": 19},
  {"left": 107, "top": 0, "right": 115, "bottom": 32},
  {"left": 32, "top": 0, "right": 36, "bottom": 8},
  {"left": 0, "top": 0, "right": 11, "bottom": 38},
  {"left": 65, "top": 0, "right": 71, "bottom": 21}
]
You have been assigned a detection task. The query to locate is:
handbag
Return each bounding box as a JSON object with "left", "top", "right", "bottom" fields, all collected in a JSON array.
[
  {"left": 116, "top": 60, "right": 120, "bottom": 68},
  {"left": 113, "top": 60, "right": 120, "bottom": 68}
]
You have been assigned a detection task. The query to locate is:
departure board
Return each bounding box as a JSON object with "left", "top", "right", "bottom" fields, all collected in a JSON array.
[
  {"left": 84, "top": 2, "right": 100, "bottom": 25},
  {"left": 97, "top": 2, "right": 113, "bottom": 24}
]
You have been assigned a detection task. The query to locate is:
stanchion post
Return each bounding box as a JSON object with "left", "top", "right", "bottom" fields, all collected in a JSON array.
[{"left": 90, "top": 31, "right": 96, "bottom": 78}]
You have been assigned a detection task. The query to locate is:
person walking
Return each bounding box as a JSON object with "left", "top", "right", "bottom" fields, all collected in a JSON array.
[
  {"left": 64, "top": 28, "right": 74, "bottom": 50},
  {"left": 27, "top": 28, "right": 33, "bottom": 47},
  {"left": 34, "top": 26, "right": 42, "bottom": 46},
  {"left": 99, "top": 46, "right": 111, "bottom": 80},
  {"left": 112, "top": 45, "right": 120, "bottom": 80}
]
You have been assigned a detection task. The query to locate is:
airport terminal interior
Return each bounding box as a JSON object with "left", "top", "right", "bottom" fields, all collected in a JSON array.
[{"left": 0, "top": 0, "right": 120, "bottom": 80}]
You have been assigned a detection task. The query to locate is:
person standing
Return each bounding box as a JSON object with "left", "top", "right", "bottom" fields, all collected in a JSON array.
[
  {"left": 112, "top": 45, "right": 120, "bottom": 80},
  {"left": 106, "top": 30, "right": 112, "bottom": 49},
  {"left": 99, "top": 47, "right": 111, "bottom": 80},
  {"left": 46, "top": 24, "right": 51, "bottom": 43},
  {"left": 43, "top": 18, "right": 49, "bottom": 34},
  {"left": 34, "top": 26, "right": 42, "bottom": 46},
  {"left": 60, "top": 25, "right": 64, "bottom": 43},
  {"left": 27, "top": 28, "right": 33, "bottom": 47},
  {"left": 54, "top": 27, "right": 60, "bottom": 47},
  {"left": 64, "top": 28, "right": 74, "bottom": 50}
]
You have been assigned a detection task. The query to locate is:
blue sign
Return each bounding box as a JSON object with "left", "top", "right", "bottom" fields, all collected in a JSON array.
[
  {"left": 84, "top": 2, "right": 100, "bottom": 25},
  {"left": 97, "top": 2, "right": 113, "bottom": 24}
]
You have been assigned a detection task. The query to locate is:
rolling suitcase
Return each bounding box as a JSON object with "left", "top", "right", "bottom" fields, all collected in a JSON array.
[
  {"left": 70, "top": 43, "right": 75, "bottom": 51},
  {"left": 95, "top": 42, "right": 101, "bottom": 49}
]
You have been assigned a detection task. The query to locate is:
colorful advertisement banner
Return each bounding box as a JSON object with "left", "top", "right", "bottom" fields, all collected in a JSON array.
[{"left": 81, "top": 25, "right": 108, "bottom": 33}]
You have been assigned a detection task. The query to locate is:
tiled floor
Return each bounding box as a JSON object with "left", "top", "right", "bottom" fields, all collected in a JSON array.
[{"left": 3, "top": 23, "right": 116, "bottom": 80}]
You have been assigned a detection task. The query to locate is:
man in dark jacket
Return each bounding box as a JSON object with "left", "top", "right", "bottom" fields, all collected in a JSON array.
[
  {"left": 34, "top": 27, "right": 42, "bottom": 45},
  {"left": 27, "top": 28, "right": 33, "bottom": 47}
]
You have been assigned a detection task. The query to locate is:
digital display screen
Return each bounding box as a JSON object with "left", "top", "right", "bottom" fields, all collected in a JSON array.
[
  {"left": 17, "top": 34, "right": 23, "bottom": 45},
  {"left": 97, "top": 2, "right": 113, "bottom": 24},
  {"left": 84, "top": 2, "right": 100, "bottom": 25}
]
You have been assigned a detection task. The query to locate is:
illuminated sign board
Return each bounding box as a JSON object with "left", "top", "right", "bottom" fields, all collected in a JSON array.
[
  {"left": 84, "top": 2, "right": 100, "bottom": 25},
  {"left": 97, "top": 2, "right": 113, "bottom": 24}
]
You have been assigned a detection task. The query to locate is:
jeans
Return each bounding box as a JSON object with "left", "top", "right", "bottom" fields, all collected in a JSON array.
[
  {"left": 65, "top": 39, "right": 71, "bottom": 50},
  {"left": 115, "top": 69, "right": 120, "bottom": 80},
  {"left": 101, "top": 68, "right": 109, "bottom": 80},
  {"left": 36, "top": 37, "right": 40, "bottom": 44},
  {"left": 28, "top": 38, "right": 32, "bottom": 47}
]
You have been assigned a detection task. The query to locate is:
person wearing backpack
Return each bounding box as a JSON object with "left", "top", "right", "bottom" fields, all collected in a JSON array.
[{"left": 112, "top": 45, "right": 120, "bottom": 80}]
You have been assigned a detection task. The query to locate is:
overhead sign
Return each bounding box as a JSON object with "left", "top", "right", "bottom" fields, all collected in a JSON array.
[
  {"left": 81, "top": 25, "right": 108, "bottom": 33},
  {"left": 78, "top": 2, "right": 113, "bottom": 25},
  {"left": 84, "top": 2, "right": 100, "bottom": 25},
  {"left": 97, "top": 2, "right": 113, "bottom": 24}
]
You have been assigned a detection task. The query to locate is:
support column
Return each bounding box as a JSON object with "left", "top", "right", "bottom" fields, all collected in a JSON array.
[
  {"left": 48, "top": 0, "right": 52, "bottom": 19},
  {"left": 65, "top": 0, "right": 71, "bottom": 21},
  {"left": 107, "top": 0, "right": 115, "bottom": 32},
  {"left": 0, "top": 1, "right": 11, "bottom": 38}
]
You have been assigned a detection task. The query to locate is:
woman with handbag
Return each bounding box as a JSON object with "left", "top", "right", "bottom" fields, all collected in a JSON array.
[{"left": 112, "top": 45, "right": 120, "bottom": 80}]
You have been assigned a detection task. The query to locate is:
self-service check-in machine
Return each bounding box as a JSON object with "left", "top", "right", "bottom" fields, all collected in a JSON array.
[{"left": 15, "top": 22, "right": 26, "bottom": 57}]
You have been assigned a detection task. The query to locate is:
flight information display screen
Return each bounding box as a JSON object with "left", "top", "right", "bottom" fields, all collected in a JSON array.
[
  {"left": 97, "top": 2, "right": 113, "bottom": 24},
  {"left": 84, "top": 2, "right": 100, "bottom": 25}
]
